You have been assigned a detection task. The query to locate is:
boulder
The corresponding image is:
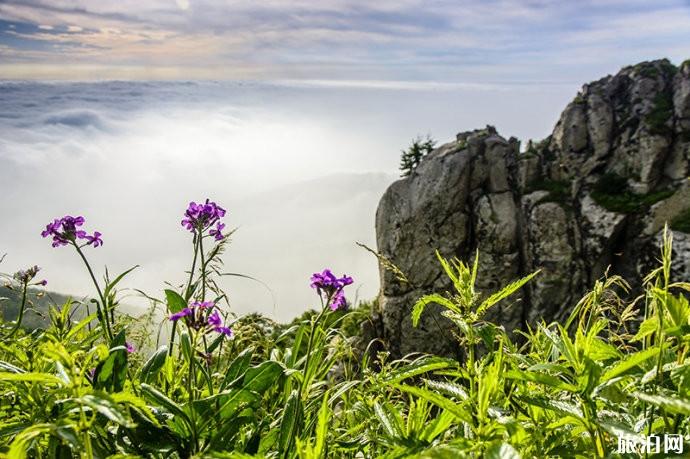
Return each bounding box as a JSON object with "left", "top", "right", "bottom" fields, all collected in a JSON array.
[{"left": 375, "top": 59, "right": 690, "bottom": 357}]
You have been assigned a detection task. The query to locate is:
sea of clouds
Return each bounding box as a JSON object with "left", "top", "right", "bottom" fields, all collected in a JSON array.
[{"left": 0, "top": 79, "right": 572, "bottom": 321}]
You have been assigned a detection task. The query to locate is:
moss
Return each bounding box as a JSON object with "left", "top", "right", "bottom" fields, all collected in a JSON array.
[
  {"left": 645, "top": 91, "right": 674, "bottom": 136},
  {"left": 573, "top": 94, "right": 586, "bottom": 105},
  {"left": 671, "top": 208, "right": 690, "bottom": 234},
  {"left": 638, "top": 66, "right": 659, "bottom": 79},
  {"left": 527, "top": 179, "right": 570, "bottom": 205},
  {"left": 591, "top": 173, "right": 675, "bottom": 213}
]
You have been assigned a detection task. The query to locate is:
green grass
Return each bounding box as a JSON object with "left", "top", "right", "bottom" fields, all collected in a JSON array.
[
  {"left": 2, "top": 209, "right": 690, "bottom": 458},
  {"left": 526, "top": 179, "right": 570, "bottom": 205},
  {"left": 591, "top": 173, "right": 675, "bottom": 213}
]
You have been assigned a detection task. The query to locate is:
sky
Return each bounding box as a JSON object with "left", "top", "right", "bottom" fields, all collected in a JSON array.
[
  {"left": 0, "top": 0, "right": 689, "bottom": 83},
  {"left": 0, "top": 1, "right": 689, "bottom": 321}
]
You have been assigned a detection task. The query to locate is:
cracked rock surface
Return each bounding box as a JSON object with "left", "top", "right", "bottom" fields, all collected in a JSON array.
[{"left": 375, "top": 59, "right": 690, "bottom": 357}]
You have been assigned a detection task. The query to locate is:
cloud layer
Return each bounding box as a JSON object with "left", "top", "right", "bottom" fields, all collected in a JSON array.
[{"left": 1, "top": 1, "right": 689, "bottom": 82}]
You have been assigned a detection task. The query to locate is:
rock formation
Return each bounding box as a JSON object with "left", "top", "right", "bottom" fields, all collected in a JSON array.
[{"left": 374, "top": 59, "right": 690, "bottom": 357}]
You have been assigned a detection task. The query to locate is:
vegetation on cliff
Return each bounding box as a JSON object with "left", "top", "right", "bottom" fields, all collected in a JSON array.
[{"left": 1, "top": 198, "right": 689, "bottom": 458}]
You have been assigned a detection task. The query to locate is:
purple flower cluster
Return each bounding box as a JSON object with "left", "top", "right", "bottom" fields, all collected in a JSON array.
[
  {"left": 310, "top": 269, "right": 354, "bottom": 311},
  {"left": 181, "top": 199, "right": 227, "bottom": 241},
  {"left": 13, "top": 265, "right": 47, "bottom": 286},
  {"left": 41, "top": 216, "right": 103, "bottom": 248},
  {"left": 169, "top": 300, "right": 233, "bottom": 336}
]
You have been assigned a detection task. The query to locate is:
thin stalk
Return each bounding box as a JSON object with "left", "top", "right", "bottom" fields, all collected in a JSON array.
[
  {"left": 4, "top": 281, "right": 28, "bottom": 339},
  {"left": 169, "top": 235, "right": 200, "bottom": 360},
  {"left": 199, "top": 235, "right": 207, "bottom": 301},
  {"left": 74, "top": 243, "right": 112, "bottom": 341},
  {"left": 302, "top": 297, "right": 328, "bottom": 398}
]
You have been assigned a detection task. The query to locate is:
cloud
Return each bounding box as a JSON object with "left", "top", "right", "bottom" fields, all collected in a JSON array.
[
  {"left": 0, "top": 78, "right": 579, "bottom": 319},
  {"left": 0, "top": 1, "right": 688, "bottom": 81}
]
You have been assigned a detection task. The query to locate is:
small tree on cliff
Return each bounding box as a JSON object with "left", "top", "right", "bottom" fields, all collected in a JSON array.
[{"left": 399, "top": 135, "right": 436, "bottom": 177}]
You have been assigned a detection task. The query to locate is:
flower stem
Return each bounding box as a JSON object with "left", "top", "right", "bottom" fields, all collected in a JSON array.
[
  {"left": 4, "top": 281, "right": 28, "bottom": 339},
  {"left": 74, "top": 243, "right": 112, "bottom": 341}
]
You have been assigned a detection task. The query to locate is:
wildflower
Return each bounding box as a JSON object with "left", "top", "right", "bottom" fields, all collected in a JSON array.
[
  {"left": 168, "top": 300, "right": 233, "bottom": 336},
  {"left": 181, "top": 199, "right": 227, "bottom": 240},
  {"left": 13, "top": 265, "right": 41, "bottom": 284},
  {"left": 125, "top": 342, "right": 135, "bottom": 353},
  {"left": 209, "top": 222, "right": 226, "bottom": 241},
  {"left": 169, "top": 307, "right": 193, "bottom": 321},
  {"left": 310, "top": 269, "right": 353, "bottom": 311},
  {"left": 41, "top": 215, "right": 103, "bottom": 248},
  {"left": 37, "top": 279, "right": 48, "bottom": 286}
]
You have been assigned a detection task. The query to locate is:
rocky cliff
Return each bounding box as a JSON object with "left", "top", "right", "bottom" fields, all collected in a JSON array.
[{"left": 375, "top": 59, "right": 690, "bottom": 357}]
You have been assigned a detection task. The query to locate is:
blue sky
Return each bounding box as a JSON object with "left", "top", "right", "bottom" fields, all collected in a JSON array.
[{"left": 1, "top": 0, "right": 689, "bottom": 82}]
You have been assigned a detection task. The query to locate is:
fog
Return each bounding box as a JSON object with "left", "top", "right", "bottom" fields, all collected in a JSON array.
[{"left": 0, "top": 80, "right": 574, "bottom": 321}]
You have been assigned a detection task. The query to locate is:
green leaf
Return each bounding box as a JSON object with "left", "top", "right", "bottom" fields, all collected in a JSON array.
[
  {"left": 632, "top": 316, "right": 658, "bottom": 342},
  {"left": 0, "top": 372, "right": 64, "bottom": 386},
  {"left": 520, "top": 396, "right": 584, "bottom": 422},
  {"left": 140, "top": 383, "right": 193, "bottom": 434},
  {"left": 634, "top": 392, "right": 690, "bottom": 415},
  {"left": 179, "top": 331, "right": 193, "bottom": 362},
  {"left": 485, "top": 442, "right": 521, "bottom": 459},
  {"left": 411, "top": 294, "right": 460, "bottom": 327},
  {"left": 104, "top": 265, "right": 139, "bottom": 299},
  {"left": 139, "top": 345, "right": 168, "bottom": 383},
  {"left": 93, "top": 330, "right": 128, "bottom": 392},
  {"left": 221, "top": 348, "right": 253, "bottom": 390},
  {"left": 392, "top": 383, "right": 473, "bottom": 424},
  {"left": 600, "top": 346, "right": 660, "bottom": 383},
  {"left": 504, "top": 369, "right": 577, "bottom": 393},
  {"left": 75, "top": 392, "right": 134, "bottom": 427},
  {"left": 423, "top": 379, "right": 469, "bottom": 401},
  {"left": 279, "top": 390, "right": 302, "bottom": 453},
  {"left": 476, "top": 271, "right": 539, "bottom": 318},
  {"left": 383, "top": 357, "right": 455, "bottom": 384},
  {"left": 164, "top": 289, "right": 187, "bottom": 314},
  {"left": 0, "top": 361, "right": 25, "bottom": 373},
  {"left": 314, "top": 394, "right": 331, "bottom": 457},
  {"left": 374, "top": 401, "right": 403, "bottom": 439},
  {"left": 242, "top": 361, "right": 283, "bottom": 394}
]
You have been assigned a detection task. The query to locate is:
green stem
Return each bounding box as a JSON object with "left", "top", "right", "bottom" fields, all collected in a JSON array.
[
  {"left": 199, "top": 235, "right": 207, "bottom": 301},
  {"left": 302, "top": 298, "right": 328, "bottom": 399},
  {"left": 74, "top": 243, "right": 112, "bottom": 341},
  {"left": 169, "top": 236, "right": 200, "bottom": 360},
  {"left": 4, "top": 281, "right": 28, "bottom": 339}
]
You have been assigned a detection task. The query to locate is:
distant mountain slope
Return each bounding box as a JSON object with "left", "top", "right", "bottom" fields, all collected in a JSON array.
[{"left": 0, "top": 286, "right": 76, "bottom": 330}]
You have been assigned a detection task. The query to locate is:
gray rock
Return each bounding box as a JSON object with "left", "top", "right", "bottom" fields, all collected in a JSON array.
[{"left": 375, "top": 59, "right": 690, "bottom": 357}]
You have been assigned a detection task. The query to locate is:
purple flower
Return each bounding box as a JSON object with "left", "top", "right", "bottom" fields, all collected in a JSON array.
[
  {"left": 310, "top": 269, "right": 353, "bottom": 311},
  {"left": 168, "top": 300, "right": 234, "bottom": 337},
  {"left": 209, "top": 222, "right": 226, "bottom": 241},
  {"left": 207, "top": 310, "right": 222, "bottom": 327},
  {"left": 85, "top": 231, "right": 103, "bottom": 247},
  {"left": 214, "top": 326, "right": 233, "bottom": 336},
  {"left": 169, "top": 307, "right": 193, "bottom": 321},
  {"left": 330, "top": 290, "right": 347, "bottom": 311},
  {"left": 126, "top": 342, "right": 135, "bottom": 353},
  {"left": 13, "top": 265, "right": 40, "bottom": 284},
  {"left": 41, "top": 215, "right": 102, "bottom": 248},
  {"left": 37, "top": 279, "right": 48, "bottom": 286},
  {"left": 181, "top": 199, "right": 227, "bottom": 240}
]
